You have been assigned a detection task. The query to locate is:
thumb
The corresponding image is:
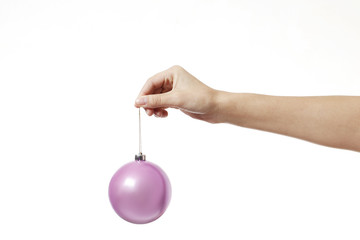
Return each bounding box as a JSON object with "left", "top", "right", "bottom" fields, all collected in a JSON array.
[{"left": 135, "top": 92, "right": 177, "bottom": 108}]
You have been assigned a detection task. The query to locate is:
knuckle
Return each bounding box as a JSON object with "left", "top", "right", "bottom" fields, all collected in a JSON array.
[
  {"left": 171, "top": 65, "right": 184, "bottom": 72},
  {"left": 170, "top": 65, "right": 185, "bottom": 81}
]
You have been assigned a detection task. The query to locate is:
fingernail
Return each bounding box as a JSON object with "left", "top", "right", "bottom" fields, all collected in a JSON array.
[{"left": 136, "top": 96, "right": 147, "bottom": 105}]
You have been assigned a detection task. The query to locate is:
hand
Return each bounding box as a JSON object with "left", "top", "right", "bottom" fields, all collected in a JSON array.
[{"left": 135, "top": 65, "right": 219, "bottom": 123}]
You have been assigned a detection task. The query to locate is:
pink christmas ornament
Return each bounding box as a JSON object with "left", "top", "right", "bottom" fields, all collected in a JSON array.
[{"left": 108, "top": 154, "right": 171, "bottom": 224}]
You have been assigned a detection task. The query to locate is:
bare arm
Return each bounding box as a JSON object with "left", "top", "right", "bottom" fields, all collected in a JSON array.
[
  {"left": 214, "top": 92, "right": 360, "bottom": 151},
  {"left": 135, "top": 66, "right": 360, "bottom": 152}
]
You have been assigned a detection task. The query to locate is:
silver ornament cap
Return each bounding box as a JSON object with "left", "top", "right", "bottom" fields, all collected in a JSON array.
[{"left": 135, "top": 153, "right": 146, "bottom": 161}]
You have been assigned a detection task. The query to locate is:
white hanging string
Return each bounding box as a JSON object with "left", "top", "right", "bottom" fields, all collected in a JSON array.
[{"left": 139, "top": 108, "right": 142, "bottom": 154}]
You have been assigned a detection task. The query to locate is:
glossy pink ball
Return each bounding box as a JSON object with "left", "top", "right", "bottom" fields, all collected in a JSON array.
[{"left": 108, "top": 160, "right": 171, "bottom": 224}]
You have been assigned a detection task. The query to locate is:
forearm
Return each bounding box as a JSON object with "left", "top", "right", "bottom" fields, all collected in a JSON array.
[{"left": 214, "top": 92, "right": 360, "bottom": 152}]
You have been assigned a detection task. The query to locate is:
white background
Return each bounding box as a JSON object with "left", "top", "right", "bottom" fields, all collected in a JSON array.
[{"left": 0, "top": 0, "right": 359, "bottom": 239}]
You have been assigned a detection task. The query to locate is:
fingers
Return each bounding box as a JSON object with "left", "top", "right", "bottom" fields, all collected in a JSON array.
[
  {"left": 137, "top": 67, "right": 174, "bottom": 98},
  {"left": 142, "top": 108, "right": 168, "bottom": 117},
  {"left": 135, "top": 66, "right": 185, "bottom": 117},
  {"left": 153, "top": 108, "right": 168, "bottom": 118},
  {"left": 135, "top": 92, "right": 177, "bottom": 108},
  {"left": 145, "top": 108, "right": 154, "bottom": 116}
]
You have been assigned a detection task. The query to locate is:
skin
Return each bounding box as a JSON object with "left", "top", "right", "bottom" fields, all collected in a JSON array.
[{"left": 135, "top": 65, "right": 360, "bottom": 152}]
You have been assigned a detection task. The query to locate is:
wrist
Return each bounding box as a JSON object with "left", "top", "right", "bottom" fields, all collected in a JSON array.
[
  {"left": 212, "top": 91, "right": 249, "bottom": 125},
  {"left": 211, "top": 90, "right": 235, "bottom": 124}
]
